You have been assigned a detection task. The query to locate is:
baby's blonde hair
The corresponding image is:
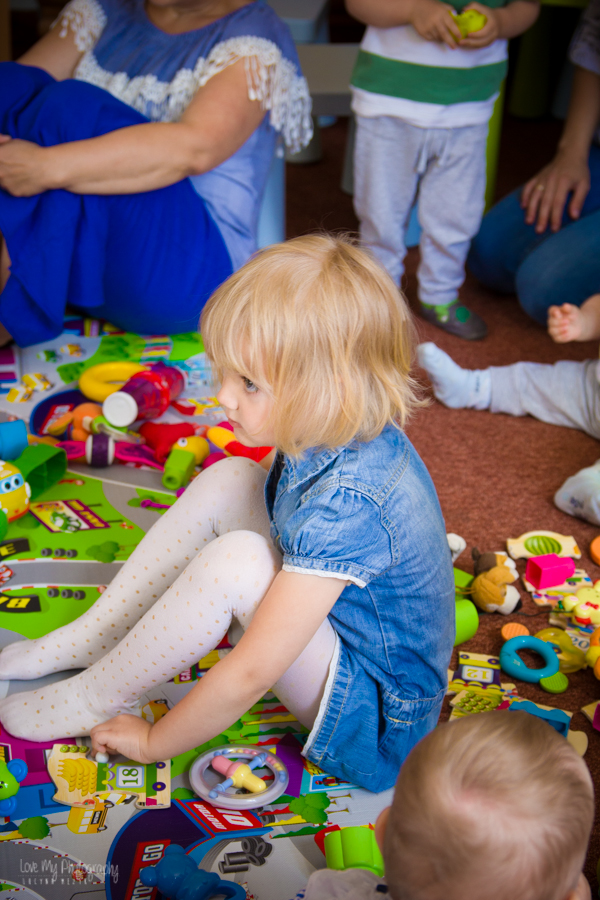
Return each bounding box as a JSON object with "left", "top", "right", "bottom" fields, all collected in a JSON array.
[
  {"left": 200, "top": 234, "right": 420, "bottom": 456},
  {"left": 385, "top": 711, "right": 594, "bottom": 900}
]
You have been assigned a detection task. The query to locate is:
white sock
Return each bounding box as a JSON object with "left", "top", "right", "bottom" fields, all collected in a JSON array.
[
  {"left": 417, "top": 343, "right": 491, "bottom": 410},
  {"left": 554, "top": 461, "right": 600, "bottom": 526},
  {"left": 0, "top": 458, "right": 270, "bottom": 682}
]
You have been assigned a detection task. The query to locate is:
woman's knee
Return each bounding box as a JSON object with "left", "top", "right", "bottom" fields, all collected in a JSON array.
[
  {"left": 514, "top": 218, "right": 600, "bottom": 325},
  {"left": 514, "top": 254, "right": 560, "bottom": 326},
  {"left": 468, "top": 188, "right": 534, "bottom": 294}
]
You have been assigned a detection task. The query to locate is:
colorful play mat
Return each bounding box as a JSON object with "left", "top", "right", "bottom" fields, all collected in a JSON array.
[{"left": 0, "top": 318, "right": 391, "bottom": 900}]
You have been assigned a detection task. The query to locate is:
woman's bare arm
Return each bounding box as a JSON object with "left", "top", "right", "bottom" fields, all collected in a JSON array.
[
  {"left": 522, "top": 66, "right": 600, "bottom": 231},
  {"left": 18, "top": 18, "right": 84, "bottom": 79},
  {"left": 0, "top": 58, "right": 267, "bottom": 196}
]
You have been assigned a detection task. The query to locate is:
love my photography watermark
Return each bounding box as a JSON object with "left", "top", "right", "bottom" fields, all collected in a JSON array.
[{"left": 17, "top": 858, "right": 119, "bottom": 885}]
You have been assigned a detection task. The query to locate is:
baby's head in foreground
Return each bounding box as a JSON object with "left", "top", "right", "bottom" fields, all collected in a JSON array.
[
  {"left": 201, "top": 234, "right": 420, "bottom": 455},
  {"left": 378, "top": 710, "right": 594, "bottom": 900}
]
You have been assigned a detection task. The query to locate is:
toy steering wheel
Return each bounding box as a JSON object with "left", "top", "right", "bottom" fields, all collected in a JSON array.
[
  {"left": 499, "top": 635, "right": 559, "bottom": 683},
  {"left": 189, "top": 745, "right": 288, "bottom": 810}
]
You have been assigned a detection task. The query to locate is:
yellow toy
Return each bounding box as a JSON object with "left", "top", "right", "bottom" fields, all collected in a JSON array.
[
  {"left": 561, "top": 585, "right": 600, "bottom": 628},
  {"left": 79, "top": 362, "right": 147, "bottom": 403},
  {"left": 584, "top": 627, "right": 600, "bottom": 678},
  {"left": 22, "top": 372, "right": 52, "bottom": 393},
  {"left": 451, "top": 9, "right": 487, "bottom": 39},
  {"left": 0, "top": 460, "right": 31, "bottom": 522},
  {"left": 176, "top": 435, "right": 210, "bottom": 465},
  {"left": 209, "top": 753, "right": 268, "bottom": 797},
  {"left": 48, "top": 743, "right": 171, "bottom": 810},
  {"left": 534, "top": 628, "right": 586, "bottom": 674},
  {"left": 206, "top": 424, "right": 236, "bottom": 452}
]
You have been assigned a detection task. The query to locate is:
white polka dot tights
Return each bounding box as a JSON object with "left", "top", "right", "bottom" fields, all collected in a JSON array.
[{"left": 0, "top": 458, "right": 335, "bottom": 740}]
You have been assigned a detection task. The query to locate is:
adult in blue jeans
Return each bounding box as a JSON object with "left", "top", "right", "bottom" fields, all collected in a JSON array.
[{"left": 468, "top": 0, "right": 600, "bottom": 327}]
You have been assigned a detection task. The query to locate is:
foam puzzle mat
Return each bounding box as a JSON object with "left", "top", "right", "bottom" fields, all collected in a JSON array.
[{"left": 0, "top": 319, "right": 391, "bottom": 900}]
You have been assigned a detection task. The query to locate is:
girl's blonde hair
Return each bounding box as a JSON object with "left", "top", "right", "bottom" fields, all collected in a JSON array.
[{"left": 201, "top": 234, "right": 421, "bottom": 456}]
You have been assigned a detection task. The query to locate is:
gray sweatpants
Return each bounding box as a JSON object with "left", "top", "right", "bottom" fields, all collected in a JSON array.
[
  {"left": 490, "top": 359, "right": 600, "bottom": 440},
  {"left": 353, "top": 115, "right": 488, "bottom": 305}
]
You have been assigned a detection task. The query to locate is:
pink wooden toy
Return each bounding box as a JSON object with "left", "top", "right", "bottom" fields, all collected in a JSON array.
[{"left": 525, "top": 554, "right": 576, "bottom": 590}]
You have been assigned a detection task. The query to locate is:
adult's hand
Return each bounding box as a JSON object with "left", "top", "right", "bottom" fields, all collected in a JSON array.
[
  {"left": 0, "top": 136, "right": 52, "bottom": 197},
  {"left": 521, "top": 150, "right": 591, "bottom": 233}
]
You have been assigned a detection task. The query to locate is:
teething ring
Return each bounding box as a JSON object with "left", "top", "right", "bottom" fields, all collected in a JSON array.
[
  {"left": 189, "top": 744, "right": 289, "bottom": 810},
  {"left": 499, "top": 635, "right": 559, "bottom": 683},
  {"left": 79, "top": 362, "right": 147, "bottom": 403}
]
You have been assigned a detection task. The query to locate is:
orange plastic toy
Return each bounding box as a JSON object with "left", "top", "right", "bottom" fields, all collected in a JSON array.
[{"left": 500, "top": 622, "right": 530, "bottom": 642}]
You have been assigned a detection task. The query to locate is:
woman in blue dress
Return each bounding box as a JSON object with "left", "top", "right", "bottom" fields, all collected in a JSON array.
[{"left": 0, "top": 0, "right": 312, "bottom": 346}]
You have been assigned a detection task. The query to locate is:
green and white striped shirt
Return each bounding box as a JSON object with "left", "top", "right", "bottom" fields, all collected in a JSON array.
[{"left": 351, "top": 0, "right": 509, "bottom": 128}]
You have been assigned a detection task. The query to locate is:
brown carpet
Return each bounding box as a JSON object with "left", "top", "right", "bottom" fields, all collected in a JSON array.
[{"left": 287, "top": 116, "right": 600, "bottom": 887}]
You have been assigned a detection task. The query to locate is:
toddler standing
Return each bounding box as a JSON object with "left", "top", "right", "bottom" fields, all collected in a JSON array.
[
  {"left": 0, "top": 236, "right": 455, "bottom": 793},
  {"left": 347, "top": 0, "right": 540, "bottom": 340}
]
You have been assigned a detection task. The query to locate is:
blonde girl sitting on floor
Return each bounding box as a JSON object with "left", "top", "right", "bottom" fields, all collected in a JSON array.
[{"left": 0, "top": 235, "right": 455, "bottom": 792}]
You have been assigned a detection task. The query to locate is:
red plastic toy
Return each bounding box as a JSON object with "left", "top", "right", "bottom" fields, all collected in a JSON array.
[
  {"left": 525, "top": 553, "right": 576, "bottom": 590},
  {"left": 139, "top": 422, "right": 196, "bottom": 464}
]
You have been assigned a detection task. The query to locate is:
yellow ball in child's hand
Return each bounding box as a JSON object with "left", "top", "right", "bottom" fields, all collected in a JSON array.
[{"left": 451, "top": 10, "right": 488, "bottom": 39}]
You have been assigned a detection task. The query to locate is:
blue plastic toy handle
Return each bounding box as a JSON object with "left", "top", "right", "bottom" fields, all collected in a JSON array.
[
  {"left": 500, "top": 635, "right": 560, "bottom": 683},
  {"left": 248, "top": 752, "right": 268, "bottom": 771},
  {"left": 7, "top": 759, "right": 28, "bottom": 783},
  {"left": 210, "top": 778, "right": 234, "bottom": 798},
  {"left": 0, "top": 798, "right": 17, "bottom": 816},
  {"left": 219, "top": 880, "right": 247, "bottom": 899}
]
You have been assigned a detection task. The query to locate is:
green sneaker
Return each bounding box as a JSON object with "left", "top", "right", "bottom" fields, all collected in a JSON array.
[{"left": 420, "top": 299, "right": 487, "bottom": 341}]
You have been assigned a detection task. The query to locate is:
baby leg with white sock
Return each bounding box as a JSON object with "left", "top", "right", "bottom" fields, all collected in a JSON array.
[
  {"left": 417, "top": 343, "right": 491, "bottom": 410},
  {"left": 0, "top": 458, "right": 269, "bottom": 682}
]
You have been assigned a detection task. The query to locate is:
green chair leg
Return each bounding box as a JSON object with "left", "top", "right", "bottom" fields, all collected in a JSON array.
[{"left": 485, "top": 80, "right": 505, "bottom": 211}]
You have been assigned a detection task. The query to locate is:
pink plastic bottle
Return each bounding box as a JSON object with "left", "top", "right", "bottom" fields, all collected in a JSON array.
[{"left": 102, "top": 363, "right": 186, "bottom": 427}]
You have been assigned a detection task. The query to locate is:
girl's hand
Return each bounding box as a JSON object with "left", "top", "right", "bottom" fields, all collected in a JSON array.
[
  {"left": 0, "top": 137, "right": 52, "bottom": 197},
  {"left": 458, "top": 4, "right": 501, "bottom": 47},
  {"left": 521, "top": 151, "right": 591, "bottom": 233},
  {"left": 90, "top": 714, "right": 154, "bottom": 764},
  {"left": 411, "top": 0, "right": 462, "bottom": 47}
]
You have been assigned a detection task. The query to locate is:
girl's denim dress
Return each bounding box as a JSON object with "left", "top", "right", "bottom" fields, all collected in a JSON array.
[{"left": 265, "top": 423, "right": 455, "bottom": 793}]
